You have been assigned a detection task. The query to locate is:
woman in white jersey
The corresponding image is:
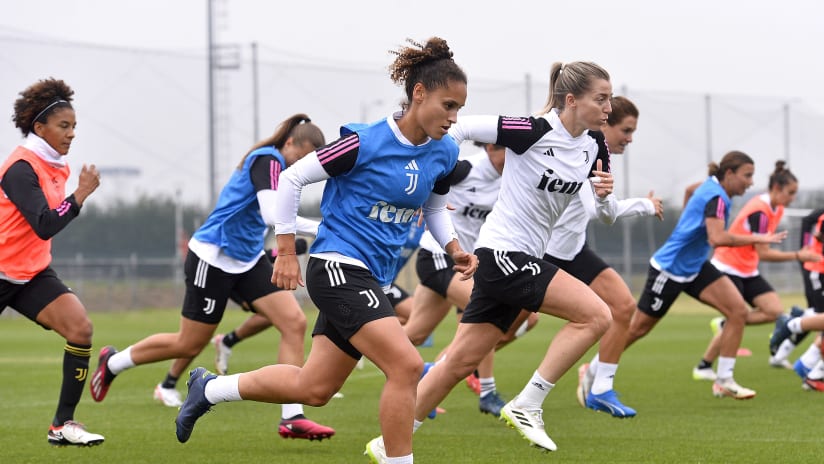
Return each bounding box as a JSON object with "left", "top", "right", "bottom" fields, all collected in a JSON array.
[
  {"left": 543, "top": 96, "right": 664, "bottom": 418},
  {"left": 367, "top": 60, "right": 618, "bottom": 456}
]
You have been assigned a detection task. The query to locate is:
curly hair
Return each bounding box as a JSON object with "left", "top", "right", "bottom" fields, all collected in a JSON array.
[
  {"left": 388, "top": 37, "right": 467, "bottom": 102},
  {"left": 13, "top": 78, "right": 74, "bottom": 137}
]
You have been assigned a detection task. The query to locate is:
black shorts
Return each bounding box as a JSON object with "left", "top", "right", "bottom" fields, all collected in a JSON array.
[
  {"left": 181, "top": 250, "right": 284, "bottom": 324},
  {"left": 724, "top": 273, "right": 774, "bottom": 307},
  {"left": 384, "top": 282, "right": 410, "bottom": 308},
  {"left": 306, "top": 257, "right": 397, "bottom": 359},
  {"left": 543, "top": 244, "right": 610, "bottom": 286},
  {"left": 801, "top": 268, "right": 824, "bottom": 313},
  {"left": 637, "top": 261, "right": 724, "bottom": 318},
  {"left": 0, "top": 267, "right": 71, "bottom": 328},
  {"left": 415, "top": 249, "right": 455, "bottom": 297},
  {"left": 461, "top": 248, "right": 558, "bottom": 332}
]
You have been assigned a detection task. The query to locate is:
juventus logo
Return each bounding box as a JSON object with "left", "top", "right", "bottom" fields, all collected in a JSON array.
[
  {"left": 202, "top": 297, "right": 216, "bottom": 315},
  {"left": 521, "top": 262, "right": 541, "bottom": 276},
  {"left": 75, "top": 368, "right": 87, "bottom": 381},
  {"left": 404, "top": 160, "right": 419, "bottom": 195},
  {"left": 359, "top": 289, "right": 380, "bottom": 309},
  {"left": 651, "top": 297, "right": 663, "bottom": 312}
]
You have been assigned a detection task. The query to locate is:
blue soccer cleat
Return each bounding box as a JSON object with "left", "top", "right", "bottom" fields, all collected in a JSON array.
[
  {"left": 479, "top": 390, "right": 506, "bottom": 417},
  {"left": 793, "top": 359, "right": 812, "bottom": 380},
  {"left": 769, "top": 314, "right": 792, "bottom": 356},
  {"left": 585, "top": 389, "right": 637, "bottom": 418},
  {"left": 175, "top": 367, "right": 216, "bottom": 443}
]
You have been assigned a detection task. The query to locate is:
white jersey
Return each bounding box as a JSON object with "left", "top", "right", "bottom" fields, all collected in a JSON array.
[
  {"left": 449, "top": 110, "right": 616, "bottom": 258},
  {"left": 418, "top": 150, "right": 502, "bottom": 254},
  {"left": 546, "top": 189, "right": 655, "bottom": 260}
]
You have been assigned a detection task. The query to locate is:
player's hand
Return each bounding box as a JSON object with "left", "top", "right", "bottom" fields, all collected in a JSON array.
[
  {"left": 451, "top": 249, "right": 478, "bottom": 280},
  {"left": 272, "top": 254, "right": 304, "bottom": 289},
  {"left": 797, "top": 247, "right": 822, "bottom": 262},
  {"left": 590, "top": 159, "right": 613, "bottom": 199},
  {"left": 762, "top": 230, "right": 788, "bottom": 244},
  {"left": 74, "top": 164, "right": 100, "bottom": 205},
  {"left": 648, "top": 190, "right": 664, "bottom": 221}
]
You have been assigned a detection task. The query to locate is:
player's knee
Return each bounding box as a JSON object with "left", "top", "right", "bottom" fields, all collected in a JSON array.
[{"left": 65, "top": 316, "right": 94, "bottom": 345}]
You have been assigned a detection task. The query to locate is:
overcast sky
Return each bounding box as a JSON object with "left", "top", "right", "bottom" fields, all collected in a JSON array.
[{"left": 2, "top": 0, "right": 823, "bottom": 208}]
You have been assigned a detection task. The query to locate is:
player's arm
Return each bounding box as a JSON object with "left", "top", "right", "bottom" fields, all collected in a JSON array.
[{"left": 705, "top": 197, "right": 785, "bottom": 247}]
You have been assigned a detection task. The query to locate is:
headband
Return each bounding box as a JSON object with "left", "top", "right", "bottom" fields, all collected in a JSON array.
[{"left": 31, "top": 99, "right": 69, "bottom": 129}]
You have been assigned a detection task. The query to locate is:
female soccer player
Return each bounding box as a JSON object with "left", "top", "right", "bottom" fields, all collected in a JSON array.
[
  {"left": 543, "top": 96, "right": 664, "bottom": 418},
  {"left": 691, "top": 161, "right": 819, "bottom": 380},
  {"left": 89, "top": 114, "right": 335, "bottom": 440},
  {"left": 625, "top": 151, "right": 786, "bottom": 400},
  {"left": 175, "top": 37, "right": 478, "bottom": 464},
  {"left": 368, "top": 60, "right": 620, "bottom": 456},
  {"left": 0, "top": 78, "right": 104, "bottom": 446}
]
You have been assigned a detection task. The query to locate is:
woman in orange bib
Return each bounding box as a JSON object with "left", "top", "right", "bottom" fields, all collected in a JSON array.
[
  {"left": 691, "top": 161, "right": 820, "bottom": 381},
  {"left": 0, "top": 78, "right": 103, "bottom": 446}
]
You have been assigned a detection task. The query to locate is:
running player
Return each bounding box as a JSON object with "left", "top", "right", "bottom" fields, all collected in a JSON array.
[{"left": 1, "top": 78, "right": 104, "bottom": 446}]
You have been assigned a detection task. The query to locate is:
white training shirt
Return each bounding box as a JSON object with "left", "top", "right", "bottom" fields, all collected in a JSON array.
[{"left": 449, "top": 110, "right": 617, "bottom": 258}]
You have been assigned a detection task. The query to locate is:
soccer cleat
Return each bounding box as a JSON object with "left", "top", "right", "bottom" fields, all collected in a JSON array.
[
  {"left": 47, "top": 420, "right": 105, "bottom": 446},
  {"left": 692, "top": 367, "right": 717, "bottom": 381},
  {"left": 585, "top": 389, "right": 637, "bottom": 418},
  {"left": 465, "top": 371, "right": 481, "bottom": 395},
  {"left": 793, "top": 359, "right": 811, "bottom": 380},
  {"left": 479, "top": 390, "right": 506, "bottom": 417},
  {"left": 712, "top": 378, "right": 756, "bottom": 400},
  {"left": 175, "top": 367, "right": 216, "bottom": 443},
  {"left": 212, "top": 334, "right": 232, "bottom": 375},
  {"left": 790, "top": 305, "right": 805, "bottom": 318},
  {"left": 576, "top": 363, "right": 593, "bottom": 408},
  {"left": 364, "top": 436, "right": 387, "bottom": 464},
  {"left": 802, "top": 377, "right": 824, "bottom": 392},
  {"left": 153, "top": 383, "right": 182, "bottom": 407},
  {"left": 499, "top": 398, "right": 557, "bottom": 452},
  {"left": 768, "top": 356, "right": 793, "bottom": 369},
  {"left": 419, "top": 362, "right": 440, "bottom": 419},
  {"left": 278, "top": 415, "right": 335, "bottom": 441},
  {"left": 769, "top": 315, "right": 792, "bottom": 356},
  {"left": 710, "top": 316, "right": 726, "bottom": 335},
  {"left": 89, "top": 345, "right": 118, "bottom": 402}
]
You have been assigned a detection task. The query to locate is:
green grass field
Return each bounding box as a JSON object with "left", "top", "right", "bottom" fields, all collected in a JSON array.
[{"left": 1, "top": 295, "right": 820, "bottom": 463}]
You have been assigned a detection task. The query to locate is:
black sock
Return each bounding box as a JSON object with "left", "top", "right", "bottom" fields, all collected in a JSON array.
[
  {"left": 53, "top": 342, "right": 91, "bottom": 427},
  {"left": 161, "top": 373, "right": 179, "bottom": 389},
  {"left": 697, "top": 359, "right": 713, "bottom": 370},
  {"left": 223, "top": 331, "right": 241, "bottom": 348}
]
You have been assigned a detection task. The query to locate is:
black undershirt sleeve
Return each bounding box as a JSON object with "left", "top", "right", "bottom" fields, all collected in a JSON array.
[
  {"left": 746, "top": 211, "right": 768, "bottom": 234},
  {"left": 249, "top": 155, "right": 280, "bottom": 192},
  {"left": 0, "top": 160, "right": 81, "bottom": 240},
  {"left": 703, "top": 196, "right": 725, "bottom": 220}
]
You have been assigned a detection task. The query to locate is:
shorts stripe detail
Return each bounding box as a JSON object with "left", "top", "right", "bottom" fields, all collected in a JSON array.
[
  {"left": 433, "top": 253, "right": 449, "bottom": 271},
  {"left": 194, "top": 259, "right": 209, "bottom": 288},
  {"left": 493, "top": 250, "right": 518, "bottom": 275},
  {"left": 324, "top": 260, "right": 346, "bottom": 287},
  {"left": 651, "top": 272, "right": 668, "bottom": 294}
]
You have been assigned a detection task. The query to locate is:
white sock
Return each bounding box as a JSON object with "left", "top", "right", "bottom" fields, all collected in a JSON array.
[
  {"left": 800, "top": 344, "right": 822, "bottom": 368},
  {"left": 588, "top": 353, "right": 600, "bottom": 379},
  {"left": 716, "top": 356, "right": 736, "bottom": 381},
  {"left": 514, "top": 371, "right": 554, "bottom": 410},
  {"left": 203, "top": 374, "right": 242, "bottom": 404},
  {"left": 804, "top": 307, "right": 817, "bottom": 317},
  {"left": 514, "top": 319, "right": 530, "bottom": 338},
  {"left": 787, "top": 318, "right": 803, "bottom": 334},
  {"left": 807, "top": 360, "right": 824, "bottom": 380},
  {"left": 590, "top": 362, "right": 617, "bottom": 394},
  {"left": 281, "top": 403, "right": 304, "bottom": 419},
  {"left": 386, "top": 455, "right": 413, "bottom": 464},
  {"left": 412, "top": 419, "right": 423, "bottom": 433},
  {"left": 108, "top": 346, "right": 136, "bottom": 375},
  {"left": 773, "top": 339, "right": 797, "bottom": 362},
  {"left": 479, "top": 377, "right": 496, "bottom": 397}
]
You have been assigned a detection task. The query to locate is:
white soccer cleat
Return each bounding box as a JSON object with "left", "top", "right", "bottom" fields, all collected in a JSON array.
[
  {"left": 364, "top": 436, "right": 387, "bottom": 463},
  {"left": 48, "top": 420, "right": 105, "bottom": 446},
  {"left": 153, "top": 383, "right": 183, "bottom": 407},
  {"left": 212, "top": 334, "right": 232, "bottom": 375},
  {"left": 576, "top": 363, "right": 593, "bottom": 407},
  {"left": 692, "top": 367, "right": 717, "bottom": 381},
  {"left": 500, "top": 398, "right": 557, "bottom": 451},
  {"left": 768, "top": 356, "right": 792, "bottom": 369},
  {"left": 712, "top": 378, "right": 756, "bottom": 400}
]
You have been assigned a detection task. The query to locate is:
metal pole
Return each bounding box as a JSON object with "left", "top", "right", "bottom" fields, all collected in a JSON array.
[
  {"left": 705, "top": 94, "right": 712, "bottom": 165},
  {"left": 251, "top": 41, "right": 259, "bottom": 142},
  {"left": 621, "top": 86, "right": 632, "bottom": 283},
  {"left": 784, "top": 102, "right": 790, "bottom": 165},
  {"left": 207, "top": 0, "right": 216, "bottom": 207}
]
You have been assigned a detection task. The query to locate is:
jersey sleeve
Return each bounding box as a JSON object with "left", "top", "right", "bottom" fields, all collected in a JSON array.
[
  {"left": 745, "top": 211, "right": 769, "bottom": 234},
  {"left": 703, "top": 196, "right": 726, "bottom": 220},
  {"left": 0, "top": 160, "right": 81, "bottom": 240},
  {"left": 249, "top": 155, "right": 283, "bottom": 191},
  {"left": 495, "top": 116, "right": 553, "bottom": 154},
  {"left": 315, "top": 133, "right": 359, "bottom": 176},
  {"left": 431, "top": 160, "right": 471, "bottom": 195},
  {"left": 587, "top": 130, "right": 611, "bottom": 175}
]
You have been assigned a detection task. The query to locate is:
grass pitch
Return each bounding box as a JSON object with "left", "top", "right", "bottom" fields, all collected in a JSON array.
[{"left": 0, "top": 294, "right": 820, "bottom": 463}]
